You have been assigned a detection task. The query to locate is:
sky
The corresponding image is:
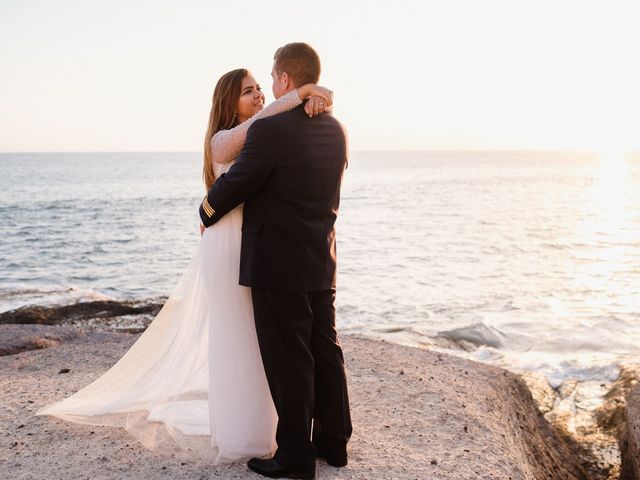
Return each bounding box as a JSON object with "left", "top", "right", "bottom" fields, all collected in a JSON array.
[{"left": 1, "top": 0, "right": 639, "bottom": 152}]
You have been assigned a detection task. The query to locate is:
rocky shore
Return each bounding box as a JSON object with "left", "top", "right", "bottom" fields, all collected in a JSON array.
[
  {"left": 0, "top": 300, "right": 165, "bottom": 335},
  {"left": 603, "top": 368, "right": 640, "bottom": 480},
  {"left": 3, "top": 318, "right": 625, "bottom": 480}
]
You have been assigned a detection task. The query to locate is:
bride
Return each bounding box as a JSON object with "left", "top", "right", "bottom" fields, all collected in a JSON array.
[{"left": 35, "top": 68, "right": 333, "bottom": 464}]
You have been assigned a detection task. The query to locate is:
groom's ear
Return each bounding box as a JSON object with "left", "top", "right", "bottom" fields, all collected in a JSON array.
[{"left": 281, "top": 72, "right": 292, "bottom": 90}]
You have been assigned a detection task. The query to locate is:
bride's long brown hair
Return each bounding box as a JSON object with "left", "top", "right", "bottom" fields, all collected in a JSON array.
[{"left": 202, "top": 68, "right": 248, "bottom": 191}]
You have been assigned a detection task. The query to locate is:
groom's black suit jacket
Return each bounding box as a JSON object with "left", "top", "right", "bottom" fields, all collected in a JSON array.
[{"left": 199, "top": 102, "right": 348, "bottom": 292}]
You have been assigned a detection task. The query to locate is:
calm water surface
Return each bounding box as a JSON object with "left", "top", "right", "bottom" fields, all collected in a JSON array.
[{"left": 1, "top": 151, "right": 639, "bottom": 392}]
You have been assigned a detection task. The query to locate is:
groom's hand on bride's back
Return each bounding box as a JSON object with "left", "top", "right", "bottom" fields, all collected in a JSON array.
[{"left": 199, "top": 223, "right": 205, "bottom": 236}]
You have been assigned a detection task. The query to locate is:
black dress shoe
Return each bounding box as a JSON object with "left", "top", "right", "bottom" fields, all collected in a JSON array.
[
  {"left": 315, "top": 448, "right": 348, "bottom": 467},
  {"left": 247, "top": 457, "right": 315, "bottom": 479}
]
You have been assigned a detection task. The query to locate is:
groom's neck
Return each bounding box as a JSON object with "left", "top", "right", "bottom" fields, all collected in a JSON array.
[{"left": 276, "top": 85, "right": 296, "bottom": 99}]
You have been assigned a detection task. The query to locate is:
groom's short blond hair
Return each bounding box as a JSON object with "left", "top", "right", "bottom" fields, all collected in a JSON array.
[{"left": 273, "top": 42, "right": 321, "bottom": 87}]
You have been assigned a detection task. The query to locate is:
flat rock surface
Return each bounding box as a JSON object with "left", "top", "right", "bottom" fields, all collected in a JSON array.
[
  {"left": 0, "top": 324, "right": 86, "bottom": 356},
  {"left": 0, "top": 325, "right": 587, "bottom": 480}
]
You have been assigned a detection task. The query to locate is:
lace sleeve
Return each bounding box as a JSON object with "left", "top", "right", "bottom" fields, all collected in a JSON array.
[{"left": 210, "top": 89, "right": 302, "bottom": 165}]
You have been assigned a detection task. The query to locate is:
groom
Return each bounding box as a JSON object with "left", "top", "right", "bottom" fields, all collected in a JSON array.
[{"left": 199, "top": 42, "right": 352, "bottom": 479}]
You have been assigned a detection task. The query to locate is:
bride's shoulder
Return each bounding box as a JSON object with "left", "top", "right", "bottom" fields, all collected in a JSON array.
[
  {"left": 211, "top": 129, "right": 229, "bottom": 143},
  {"left": 210, "top": 128, "right": 238, "bottom": 165}
]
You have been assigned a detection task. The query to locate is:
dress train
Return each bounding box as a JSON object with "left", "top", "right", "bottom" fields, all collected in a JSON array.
[{"left": 36, "top": 205, "right": 277, "bottom": 464}]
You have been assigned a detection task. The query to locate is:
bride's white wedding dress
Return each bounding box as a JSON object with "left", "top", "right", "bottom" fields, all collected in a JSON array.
[{"left": 35, "top": 89, "right": 304, "bottom": 463}]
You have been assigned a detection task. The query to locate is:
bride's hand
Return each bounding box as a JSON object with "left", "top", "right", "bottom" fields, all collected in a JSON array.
[
  {"left": 305, "top": 96, "right": 330, "bottom": 117},
  {"left": 298, "top": 84, "right": 333, "bottom": 108},
  {"left": 300, "top": 84, "right": 332, "bottom": 117},
  {"left": 306, "top": 85, "right": 333, "bottom": 106}
]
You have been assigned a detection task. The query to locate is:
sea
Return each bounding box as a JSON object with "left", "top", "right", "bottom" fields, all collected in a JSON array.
[{"left": 1, "top": 151, "right": 639, "bottom": 411}]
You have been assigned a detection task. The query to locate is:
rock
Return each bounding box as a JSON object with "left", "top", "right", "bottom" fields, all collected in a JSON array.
[
  {"left": 619, "top": 384, "right": 640, "bottom": 480},
  {"left": 596, "top": 365, "right": 640, "bottom": 433},
  {"left": 0, "top": 330, "right": 598, "bottom": 479},
  {"left": 0, "top": 300, "right": 164, "bottom": 326},
  {"left": 0, "top": 324, "right": 83, "bottom": 356}
]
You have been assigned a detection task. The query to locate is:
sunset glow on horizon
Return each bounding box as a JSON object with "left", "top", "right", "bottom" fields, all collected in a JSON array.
[{"left": 1, "top": 0, "right": 639, "bottom": 153}]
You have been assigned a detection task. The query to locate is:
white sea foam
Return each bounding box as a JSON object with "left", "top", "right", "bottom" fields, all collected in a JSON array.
[{"left": 0, "top": 284, "right": 113, "bottom": 313}]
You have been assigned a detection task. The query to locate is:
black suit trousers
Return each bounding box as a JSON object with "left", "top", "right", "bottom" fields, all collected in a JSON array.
[{"left": 251, "top": 287, "right": 352, "bottom": 469}]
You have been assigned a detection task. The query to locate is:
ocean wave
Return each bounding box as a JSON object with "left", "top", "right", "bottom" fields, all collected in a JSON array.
[
  {"left": 546, "top": 363, "right": 621, "bottom": 390},
  {"left": 0, "top": 285, "right": 114, "bottom": 313},
  {"left": 436, "top": 322, "right": 506, "bottom": 349}
]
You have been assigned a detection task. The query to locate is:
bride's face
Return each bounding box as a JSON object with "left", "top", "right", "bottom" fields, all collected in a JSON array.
[{"left": 236, "top": 73, "right": 265, "bottom": 123}]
